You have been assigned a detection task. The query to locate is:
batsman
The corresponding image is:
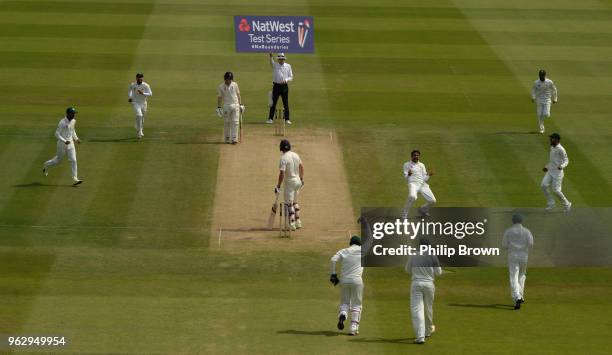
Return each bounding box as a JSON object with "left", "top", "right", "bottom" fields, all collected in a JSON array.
[
  {"left": 216, "top": 72, "right": 244, "bottom": 144},
  {"left": 275, "top": 139, "right": 304, "bottom": 230}
]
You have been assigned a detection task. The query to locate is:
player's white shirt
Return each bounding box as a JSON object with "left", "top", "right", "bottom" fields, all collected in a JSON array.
[
  {"left": 128, "top": 81, "right": 152, "bottom": 104},
  {"left": 55, "top": 117, "right": 78, "bottom": 144},
  {"left": 279, "top": 151, "right": 301, "bottom": 181},
  {"left": 217, "top": 82, "right": 240, "bottom": 106},
  {"left": 270, "top": 57, "right": 293, "bottom": 84},
  {"left": 330, "top": 245, "right": 363, "bottom": 282},
  {"left": 547, "top": 144, "right": 569, "bottom": 177},
  {"left": 405, "top": 254, "right": 442, "bottom": 282},
  {"left": 403, "top": 161, "right": 430, "bottom": 185},
  {"left": 532, "top": 78, "right": 557, "bottom": 104},
  {"left": 502, "top": 223, "right": 534, "bottom": 258}
]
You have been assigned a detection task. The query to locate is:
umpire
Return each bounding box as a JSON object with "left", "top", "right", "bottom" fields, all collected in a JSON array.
[{"left": 266, "top": 52, "right": 294, "bottom": 124}]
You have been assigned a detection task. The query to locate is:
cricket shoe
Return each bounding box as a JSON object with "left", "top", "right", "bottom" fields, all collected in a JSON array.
[
  {"left": 290, "top": 222, "right": 297, "bottom": 231},
  {"left": 266, "top": 119, "right": 273, "bottom": 124},
  {"left": 514, "top": 300, "right": 521, "bottom": 310},
  {"left": 72, "top": 180, "right": 83, "bottom": 186},
  {"left": 337, "top": 314, "right": 346, "bottom": 330},
  {"left": 414, "top": 338, "right": 425, "bottom": 344},
  {"left": 295, "top": 220, "right": 302, "bottom": 229},
  {"left": 43, "top": 167, "right": 48, "bottom": 177},
  {"left": 418, "top": 207, "right": 431, "bottom": 217},
  {"left": 426, "top": 325, "right": 436, "bottom": 338},
  {"left": 286, "top": 120, "right": 292, "bottom": 125},
  {"left": 545, "top": 204, "right": 555, "bottom": 211},
  {"left": 348, "top": 323, "right": 359, "bottom": 336},
  {"left": 564, "top": 202, "right": 572, "bottom": 212}
]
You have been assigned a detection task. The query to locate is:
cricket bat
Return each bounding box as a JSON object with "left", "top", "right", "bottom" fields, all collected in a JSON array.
[
  {"left": 267, "top": 192, "right": 280, "bottom": 229},
  {"left": 239, "top": 111, "right": 243, "bottom": 143}
]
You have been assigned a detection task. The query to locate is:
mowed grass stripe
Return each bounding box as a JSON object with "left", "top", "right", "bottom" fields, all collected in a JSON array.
[{"left": 3, "top": 1, "right": 612, "bottom": 20}]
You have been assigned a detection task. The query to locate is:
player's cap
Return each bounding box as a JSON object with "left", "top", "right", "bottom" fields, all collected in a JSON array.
[
  {"left": 538, "top": 69, "right": 546, "bottom": 76},
  {"left": 349, "top": 236, "right": 361, "bottom": 246},
  {"left": 66, "top": 107, "right": 78, "bottom": 115},
  {"left": 136, "top": 72, "right": 144, "bottom": 78},
  {"left": 277, "top": 53, "right": 286, "bottom": 59},
  {"left": 549, "top": 133, "right": 561, "bottom": 140},
  {"left": 512, "top": 214, "right": 523, "bottom": 224}
]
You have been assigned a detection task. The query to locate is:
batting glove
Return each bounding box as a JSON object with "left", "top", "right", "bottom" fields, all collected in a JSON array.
[
  {"left": 239, "top": 105, "right": 246, "bottom": 114},
  {"left": 274, "top": 186, "right": 281, "bottom": 194},
  {"left": 216, "top": 107, "right": 224, "bottom": 118},
  {"left": 330, "top": 274, "right": 340, "bottom": 286}
]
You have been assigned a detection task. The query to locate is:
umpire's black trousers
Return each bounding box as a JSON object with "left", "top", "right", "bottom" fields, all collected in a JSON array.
[{"left": 268, "top": 82, "right": 290, "bottom": 120}]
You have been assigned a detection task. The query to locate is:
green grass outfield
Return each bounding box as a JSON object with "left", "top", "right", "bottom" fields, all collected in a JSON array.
[{"left": 1, "top": 0, "right": 612, "bottom": 353}]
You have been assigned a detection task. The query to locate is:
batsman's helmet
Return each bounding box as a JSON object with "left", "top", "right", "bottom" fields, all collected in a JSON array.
[
  {"left": 224, "top": 71, "right": 234, "bottom": 80},
  {"left": 512, "top": 214, "right": 523, "bottom": 224},
  {"left": 280, "top": 139, "right": 291, "bottom": 152},
  {"left": 349, "top": 236, "right": 362, "bottom": 246},
  {"left": 66, "top": 107, "right": 78, "bottom": 115},
  {"left": 136, "top": 72, "right": 144, "bottom": 78}
]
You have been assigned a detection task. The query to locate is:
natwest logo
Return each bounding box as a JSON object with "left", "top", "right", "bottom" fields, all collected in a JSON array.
[
  {"left": 238, "top": 18, "right": 250, "bottom": 32},
  {"left": 252, "top": 20, "right": 295, "bottom": 32}
]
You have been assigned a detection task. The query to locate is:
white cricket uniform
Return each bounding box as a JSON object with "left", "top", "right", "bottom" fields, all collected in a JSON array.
[
  {"left": 403, "top": 160, "right": 436, "bottom": 216},
  {"left": 531, "top": 78, "right": 557, "bottom": 133},
  {"left": 128, "top": 81, "right": 152, "bottom": 137},
  {"left": 279, "top": 151, "right": 302, "bottom": 203},
  {"left": 502, "top": 223, "right": 534, "bottom": 302},
  {"left": 405, "top": 254, "right": 442, "bottom": 341},
  {"left": 43, "top": 117, "right": 80, "bottom": 182},
  {"left": 541, "top": 143, "right": 570, "bottom": 207},
  {"left": 331, "top": 245, "right": 364, "bottom": 332},
  {"left": 217, "top": 82, "right": 241, "bottom": 143}
]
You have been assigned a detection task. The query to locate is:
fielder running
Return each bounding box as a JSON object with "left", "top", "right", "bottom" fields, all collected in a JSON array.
[
  {"left": 531, "top": 69, "right": 558, "bottom": 134},
  {"left": 501, "top": 214, "right": 534, "bottom": 310},
  {"left": 42, "top": 107, "right": 83, "bottom": 186},
  {"left": 405, "top": 238, "right": 442, "bottom": 344},
  {"left": 128, "top": 72, "right": 152, "bottom": 139},
  {"left": 330, "top": 236, "right": 363, "bottom": 336},
  {"left": 216, "top": 72, "right": 244, "bottom": 144},
  {"left": 403, "top": 150, "right": 436, "bottom": 218},
  {"left": 541, "top": 133, "right": 571, "bottom": 211},
  {"left": 275, "top": 139, "right": 304, "bottom": 230}
]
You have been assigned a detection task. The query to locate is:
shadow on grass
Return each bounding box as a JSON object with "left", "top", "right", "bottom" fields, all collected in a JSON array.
[
  {"left": 277, "top": 329, "right": 343, "bottom": 337},
  {"left": 448, "top": 303, "right": 515, "bottom": 310},
  {"left": 349, "top": 337, "right": 416, "bottom": 344},
  {"left": 88, "top": 137, "right": 138, "bottom": 143},
  {"left": 12, "top": 182, "right": 75, "bottom": 188}
]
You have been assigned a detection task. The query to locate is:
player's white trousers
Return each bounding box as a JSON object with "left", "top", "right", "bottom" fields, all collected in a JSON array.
[
  {"left": 44, "top": 141, "right": 78, "bottom": 182},
  {"left": 132, "top": 102, "right": 147, "bottom": 135},
  {"left": 284, "top": 178, "right": 302, "bottom": 204},
  {"left": 541, "top": 172, "right": 570, "bottom": 207},
  {"left": 223, "top": 104, "right": 239, "bottom": 142},
  {"left": 410, "top": 280, "right": 435, "bottom": 340},
  {"left": 536, "top": 102, "right": 551, "bottom": 132},
  {"left": 339, "top": 280, "right": 363, "bottom": 330},
  {"left": 404, "top": 182, "right": 436, "bottom": 215},
  {"left": 508, "top": 255, "right": 528, "bottom": 301}
]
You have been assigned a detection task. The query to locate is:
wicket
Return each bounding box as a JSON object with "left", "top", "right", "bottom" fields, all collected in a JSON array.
[
  {"left": 274, "top": 108, "right": 285, "bottom": 136},
  {"left": 279, "top": 202, "right": 291, "bottom": 237}
]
